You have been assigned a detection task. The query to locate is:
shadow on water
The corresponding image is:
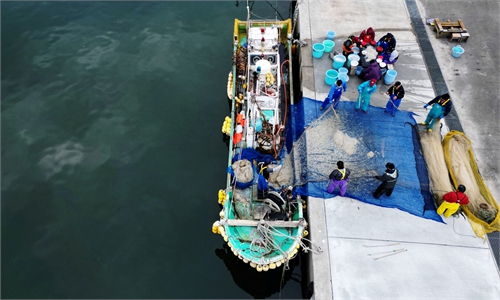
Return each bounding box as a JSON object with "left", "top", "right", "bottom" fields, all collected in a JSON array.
[{"left": 215, "top": 242, "right": 308, "bottom": 299}]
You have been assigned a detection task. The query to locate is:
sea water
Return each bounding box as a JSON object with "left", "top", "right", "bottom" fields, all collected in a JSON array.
[{"left": 1, "top": 1, "right": 304, "bottom": 299}]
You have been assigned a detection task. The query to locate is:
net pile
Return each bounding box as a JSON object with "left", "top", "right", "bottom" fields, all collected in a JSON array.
[
  {"left": 418, "top": 121, "right": 454, "bottom": 205},
  {"left": 443, "top": 131, "right": 500, "bottom": 238}
]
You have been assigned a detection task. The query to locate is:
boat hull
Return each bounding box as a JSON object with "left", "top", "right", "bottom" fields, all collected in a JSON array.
[{"left": 214, "top": 18, "right": 307, "bottom": 271}]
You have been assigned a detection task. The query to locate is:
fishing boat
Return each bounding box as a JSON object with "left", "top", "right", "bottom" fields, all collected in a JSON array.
[{"left": 213, "top": 16, "right": 309, "bottom": 272}]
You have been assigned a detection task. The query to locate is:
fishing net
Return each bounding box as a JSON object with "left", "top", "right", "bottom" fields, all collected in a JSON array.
[
  {"left": 417, "top": 122, "right": 454, "bottom": 205},
  {"left": 270, "top": 97, "right": 441, "bottom": 222},
  {"left": 443, "top": 131, "right": 500, "bottom": 238},
  {"left": 266, "top": 97, "right": 500, "bottom": 235}
]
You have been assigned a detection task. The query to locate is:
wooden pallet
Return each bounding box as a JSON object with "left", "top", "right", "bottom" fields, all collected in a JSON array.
[{"left": 434, "top": 18, "right": 468, "bottom": 40}]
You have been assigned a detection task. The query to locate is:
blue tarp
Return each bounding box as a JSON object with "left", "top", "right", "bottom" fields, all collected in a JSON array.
[{"left": 288, "top": 97, "right": 442, "bottom": 222}]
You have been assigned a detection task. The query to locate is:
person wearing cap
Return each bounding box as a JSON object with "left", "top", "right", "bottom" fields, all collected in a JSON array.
[
  {"left": 356, "top": 79, "right": 377, "bottom": 113},
  {"left": 320, "top": 79, "right": 347, "bottom": 111},
  {"left": 327, "top": 161, "right": 351, "bottom": 197},
  {"left": 437, "top": 184, "right": 470, "bottom": 218},
  {"left": 384, "top": 81, "right": 405, "bottom": 117},
  {"left": 421, "top": 93, "right": 453, "bottom": 132},
  {"left": 373, "top": 163, "right": 398, "bottom": 199}
]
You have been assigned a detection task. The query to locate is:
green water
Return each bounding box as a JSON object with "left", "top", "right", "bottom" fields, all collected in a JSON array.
[{"left": 1, "top": 1, "right": 305, "bottom": 298}]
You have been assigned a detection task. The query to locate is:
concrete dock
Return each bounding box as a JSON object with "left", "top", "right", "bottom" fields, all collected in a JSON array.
[{"left": 295, "top": 0, "right": 500, "bottom": 299}]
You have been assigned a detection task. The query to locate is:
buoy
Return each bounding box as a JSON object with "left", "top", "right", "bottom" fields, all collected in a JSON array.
[
  {"left": 250, "top": 262, "right": 257, "bottom": 268},
  {"left": 222, "top": 117, "right": 232, "bottom": 135},
  {"left": 303, "top": 230, "right": 308, "bottom": 237},
  {"left": 211, "top": 221, "right": 219, "bottom": 234},
  {"left": 218, "top": 226, "right": 224, "bottom": 234},
  {"left": 276, "top": 261, "right": 282, "bottom": 267},
  {"left": 219, "top": 210, "right": 225, "bottom": 218},
  {"left": 262, "top": 265, "right": 269, "bottom": 272},
  {"left": 218, "top": 189, "right": 226, "bottom": 204},
  {"left": 296, "top": 244, "right": 300, "bottom": 249},
  {"left": 243, "top": 259, "right": 249, "bottom": 264},
  {"left": 256, "top": 265, "right": 263, "bottom": 272},
  {"left": 269, "top": 263, "right": 276, "bottom": 269},
  {"left": 227, "top": 72, "right": 233, "bottom": 99}
]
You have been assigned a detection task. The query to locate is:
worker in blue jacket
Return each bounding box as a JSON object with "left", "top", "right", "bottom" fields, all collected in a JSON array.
[
  {"left": 356, "top": 79, "right": 377, "bottom": 113},
  {"left": 320, "top": 79, "right": 347, "bottom": 111},
  {"left": 376, "top": 33, "right": 397, "bottom": 54},
  {"left": 421, "top": 93, "right": 453, "bottom": 132}
]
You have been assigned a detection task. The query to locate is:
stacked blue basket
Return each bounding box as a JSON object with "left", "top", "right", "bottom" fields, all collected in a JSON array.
[
  {"left": 333, "top": 55, "right": 346, "bottom": 69},
  {"left": 325, "top": 69, "right": 339, "bottom": 85}
]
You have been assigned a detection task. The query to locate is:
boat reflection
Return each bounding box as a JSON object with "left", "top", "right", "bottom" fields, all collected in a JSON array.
[{"left": 215, "top": 242, "right": 307, "bottom": 299}]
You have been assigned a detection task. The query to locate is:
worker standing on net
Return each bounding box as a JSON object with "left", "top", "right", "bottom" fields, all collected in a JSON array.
[
  {"left": 327, "top": 161, "right": 351, "bottom": 196},
  {"left": 356, "top": 78, "right": 377, "bottom": 113},
  {"left": 320, "top": 79, "right": 347, "bottom": 111},
  {"left": 421, "top": 93, "right": 453, "bottom": 132},
  {"left": 373, "top": 163, "right": 398, "bottom": 199},
  {"left": 384, "top": 81, "right": 405, "bottom": 117},
  {"left": 437, "top": 184, "right": 470, "bottom": 218}
]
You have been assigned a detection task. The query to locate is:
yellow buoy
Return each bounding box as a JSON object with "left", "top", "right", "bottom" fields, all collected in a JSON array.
[
  {"left": 256, "top": 265, "right": 263, "bottom": 272},
  {"left": 269, "top": 263, "right": 276, "bottom": 269},
  {"left": 262, "top": 265, "right": 269, "bottom": 272},
  {"left": 243, "top": 259, "right": 249, "bottom": 264},
  {"left": 303, "top": 230, "right": 308, "bottom": 237},
  {"left": 250, "top": 262, "right": 257, "bottom": 268},
  {"left": 276, "top": 261, "right": 282, "bottom": 267},
  {"left": 211, "top": 221, "right": 219, "bottom": 234}
]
